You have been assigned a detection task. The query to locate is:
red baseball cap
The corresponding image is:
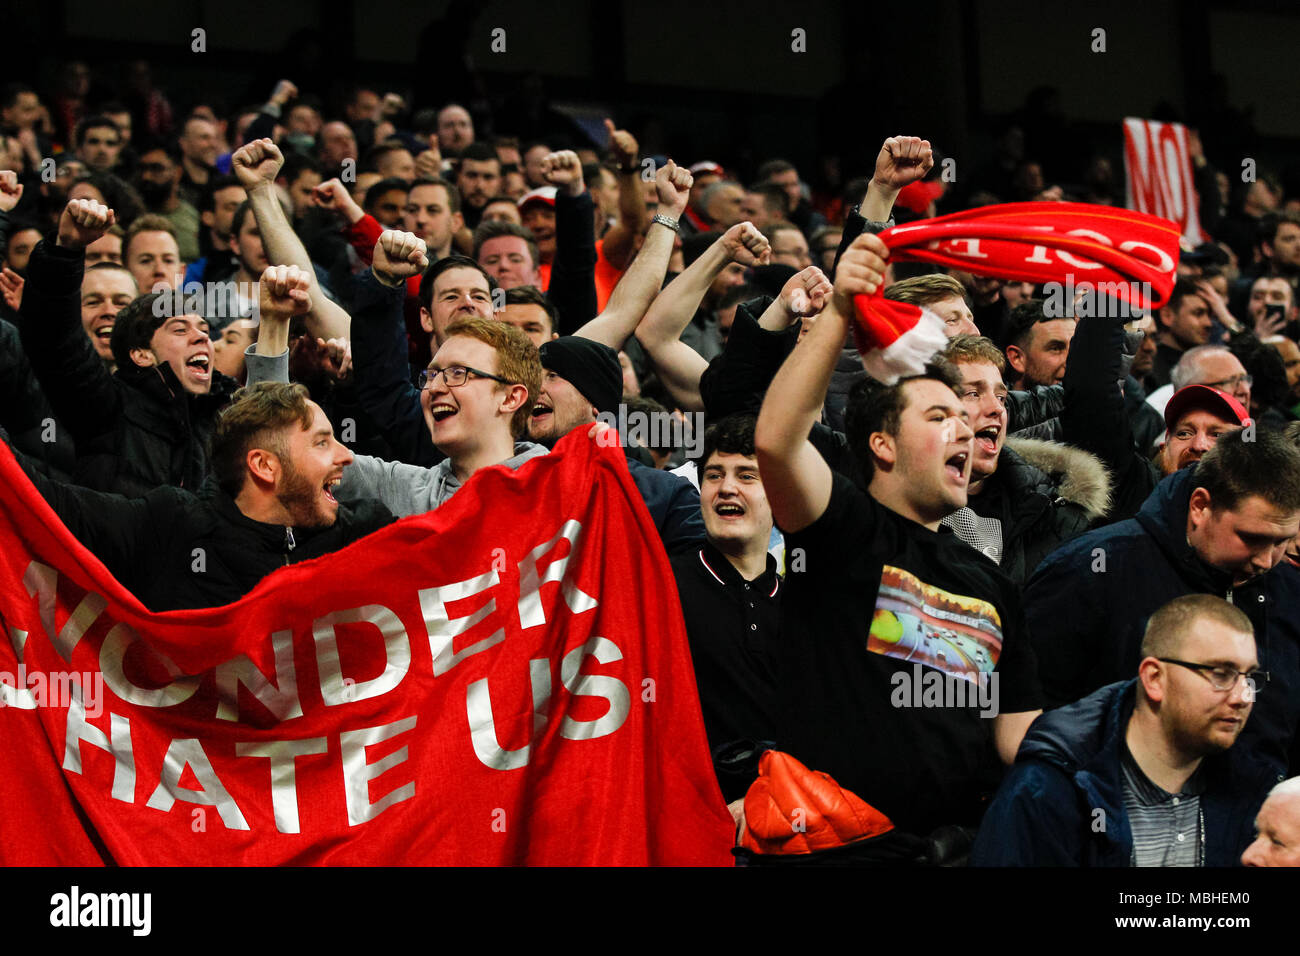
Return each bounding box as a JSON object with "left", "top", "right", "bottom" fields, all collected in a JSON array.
[
  {"left": 688, "top": 161, "right": 725, "bottom": 177},
  {"left": 1163, "top": 384, "right": 1251, "bottom": 433}
]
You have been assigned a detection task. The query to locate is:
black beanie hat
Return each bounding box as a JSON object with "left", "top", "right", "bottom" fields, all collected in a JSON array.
[{"left": 538, "top": 336, "right": 623, "bottom": 413}]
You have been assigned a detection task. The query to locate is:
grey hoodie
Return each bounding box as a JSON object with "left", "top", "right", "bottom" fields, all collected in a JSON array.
[
  {"left": 336, "top": 441, "right": 549, "bottom": 516},
  {"left": 243, "top": 345, "right": 549, "bottom": 516}
]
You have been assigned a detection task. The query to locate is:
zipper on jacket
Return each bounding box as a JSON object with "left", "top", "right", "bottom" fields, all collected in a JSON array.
[
  {"left": 284, "top": 526, "right": 296, "bottom": 565},
  {"left": 1225, "top": 587, "right": 1233, "bottom": 605}
]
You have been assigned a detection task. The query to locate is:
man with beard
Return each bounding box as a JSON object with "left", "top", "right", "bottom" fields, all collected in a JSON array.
[
  {"left": 7, "top": 377, "right": 393, "bottom": 611},
  {"left": 974, "top": 595, "right": 1275, "bottom": 866},
  {"left": 454, "top": 142, "right": 501, "bottom": 231},
  {"left": 1025, "top": 427, "right": 1300, "bottom": 774},
  {"left": 1003, "top": 302, "right": 1076, "bottom": 390},
  {"left": 134, "top": 139, "right": 200, "bottom": 261},
  {"left": 527, "top": 334, "right": 705, "bottom": 554}
]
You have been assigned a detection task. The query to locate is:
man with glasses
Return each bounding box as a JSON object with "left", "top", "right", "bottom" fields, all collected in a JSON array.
[
  {"left": 974, "top": 595, "right": 1277, "bottom": 866},
  {"left": 248, "top": 230, "right": 547, "bottom": 514},
  {"left": 1146, "top": 344, "right": 1252, "bottom": 421},
  {"left": 1025, "top": 427, "right": 1300, "bottom": 775}
]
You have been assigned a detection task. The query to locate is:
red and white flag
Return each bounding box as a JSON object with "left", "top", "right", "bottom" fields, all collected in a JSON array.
[
  {"left": 1122, "top": 117, "right": 1206, "bottom": 245},
  {"left": 852, "top": 201, "right": 1182, "bottom": 381},
  {"left": 0, "top": 432, "right": 734, "bottom": 866}
]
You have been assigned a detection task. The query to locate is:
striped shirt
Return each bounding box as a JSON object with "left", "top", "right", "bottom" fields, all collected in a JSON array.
[{"left": 1120, "top": 743, "right": 1205, "bottom": 867}]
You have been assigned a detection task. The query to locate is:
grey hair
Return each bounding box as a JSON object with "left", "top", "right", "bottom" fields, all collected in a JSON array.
[
  {"left": 1171, "top": 345, "right": 1233, "bottom": 392},
  {"left": 1267, "top": 776, "right": 1300, "bottom": 801},
  {"left": 700, "top": 180, "right": 742, "bottom": 209}
]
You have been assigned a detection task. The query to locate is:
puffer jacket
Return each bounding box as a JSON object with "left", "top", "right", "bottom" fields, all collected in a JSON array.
[{"left": 964, "top": 436, "right": 1112, "bottom": 585}]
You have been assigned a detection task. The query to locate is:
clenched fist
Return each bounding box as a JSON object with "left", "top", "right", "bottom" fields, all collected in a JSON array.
[
  {"left": 232, "top": 138, "right": 284, "bottom": 191},
  {"left": 654, "top": 159, "right": 693, "bottom": 218},
  {"left": 311, "top": 178, "right": 364, "bottom": 224},
  {"left": 832, "top": 233, "right": 890, "bottom": 308},
  {"left": 604, "top": 119, "right": 639, "bottom": 168},
  {"left": 540, "top": 150, "right": 584, "bottom": 197},
  {"left": 372, "top": 230, "right": 429, "bottom": 287},
  {"left": 57, "top": 198, "right": 116, "bottom": 251},
  {"left": 781, "top": 265, "right": 833, "bottom": 318},
  {"left": 0, "top": 170, "right": 23, "bottom": 214},
  {"left": 873, "top": 136, "right": 934, "bottom": 193},
  {"left": 258, "top": 264, "right": 312, "bottom": 323},
  {"left": 721, "top": 221, "right": 771, "bottom": 267}
]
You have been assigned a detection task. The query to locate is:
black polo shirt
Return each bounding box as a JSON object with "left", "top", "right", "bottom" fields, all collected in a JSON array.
[{"left": 671, "top": 541, "right": 783, "bottom": 800}]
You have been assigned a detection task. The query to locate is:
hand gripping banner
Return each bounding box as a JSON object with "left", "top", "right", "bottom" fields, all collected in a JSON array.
[
  {"left": 851, "top": 202, "right": 1181, "bottom": 382},
  {"left": 0, "top": 432, "right": 735, "bottom": 865}
]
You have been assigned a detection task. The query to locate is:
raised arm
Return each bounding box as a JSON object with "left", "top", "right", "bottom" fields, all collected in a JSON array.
[
  {"left": 598, "top": 119, "right": 651, "bottom": 270},
  {"left": 541, "top": 151, "right": 599, "bottom": 334},
  {"left": 756, "top": 233, "right": 888, "bottom": 531},
  {"left": 830, "top": 135, "right": 932, "bottom": 277},
  {"left": 18, "top": 199, "right": 123, "bottom": 442},
  {"left": 632, "top": 222, "right": 769, "bottom": 411},
  {"left": 232, "top": 138, "right": 351, "bottom": 340},
  {"left": 575, "top": 159, "right": 692, "bottom": 349}
]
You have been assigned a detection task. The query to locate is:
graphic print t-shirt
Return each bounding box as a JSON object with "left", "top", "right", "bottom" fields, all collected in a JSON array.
[{"left": 780, "top": 473, "right": 1042, "bottom": 834}]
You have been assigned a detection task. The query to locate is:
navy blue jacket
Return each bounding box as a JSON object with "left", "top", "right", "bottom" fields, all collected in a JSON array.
[
  {"left": 972, "top": 680, "right": 1274, "bottom": 866},
  {"left": 1025, "top": 465, "right": 1300, "bottom": 775}
]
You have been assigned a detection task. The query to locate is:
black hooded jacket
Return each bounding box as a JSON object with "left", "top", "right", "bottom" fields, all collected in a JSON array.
[{"left": 19, "top": 240, "right": 239, "bottom": 495}]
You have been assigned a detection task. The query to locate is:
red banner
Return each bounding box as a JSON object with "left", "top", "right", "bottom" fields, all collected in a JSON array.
[
  {"left": 1123, "top": 117, "right": 1206, "bottom": 246},
  {"left": 0, "top": 432, "right": 734, "bottom": 865}
]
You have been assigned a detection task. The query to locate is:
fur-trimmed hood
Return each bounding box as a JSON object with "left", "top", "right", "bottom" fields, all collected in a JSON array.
[{"left": 1004, "top": 436, "right": 1113, "bottom": 520}]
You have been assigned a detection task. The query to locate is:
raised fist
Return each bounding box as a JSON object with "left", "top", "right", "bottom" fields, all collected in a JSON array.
[
  {"left": 0, "top": 169, "right": 23, "bottom": 213},
  {"left": 654, "top": 159, "right": 693, "bottom": 218},
  {"left": 832, "top": 233, "right": 890, "bottom": 307},
  {"left": 57, "top": 198, "right": 115, "bottom": 251},
  {"left": 231, "top": 138, "right": 284, "bottom": 191},
  {"left": 311, "top": 178, "right": 364, "bottom": 224},
  {"left": 381, "top": 93, "right": 406, "bottom": 118},
  {"left": 257, "top": 264, "right": 312, "bottom": 323},
  {"left": 540, "top": 150, "right": 584, "bottom": 196},
  {"left": 414, "top": 147, "right": 443, "bottom": 181},
  {"left": 781, "top": 265, "right": 833, "bottom": 318},
  {"left": 270, "top": 80, "right": 298, "bottom": 106},
  {"left": 373, "top": 230, "right": 429, "bottom": 286},
  {"left": 873, "top": 136, "right": 934, "bottom": 192},
  {"left": 604, "top": 119, "right": 639, "bottom": 168},
  {"left": 721, "top": 221, "right": 771, "bottom": 267}
]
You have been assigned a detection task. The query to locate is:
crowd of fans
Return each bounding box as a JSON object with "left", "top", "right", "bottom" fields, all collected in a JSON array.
[{"left": 3, "top": 56, "right": 1300, "bottom": 868}]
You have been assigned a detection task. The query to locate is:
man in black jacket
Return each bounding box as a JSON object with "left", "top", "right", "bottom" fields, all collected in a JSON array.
[
  {"left": 10, "top": 380, "right": 394, "bottom": 612},
  {"left": 1025, "top": 428, "right": 1300, "bottom": 775},
  {"left": 18, "top": 198, "right": 237, "bottom": 495}
]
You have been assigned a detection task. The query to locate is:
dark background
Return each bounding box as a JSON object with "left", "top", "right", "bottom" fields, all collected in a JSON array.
[{"left": 7, "top": 0, "right": 1300, "bottom": 194}]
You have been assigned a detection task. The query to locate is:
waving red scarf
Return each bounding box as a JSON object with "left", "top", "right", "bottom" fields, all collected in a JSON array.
[{"left": 851, "top": 202, "right": 1181, "bottom": 382}]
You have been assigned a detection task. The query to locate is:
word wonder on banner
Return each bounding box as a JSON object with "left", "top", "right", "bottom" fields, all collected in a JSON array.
[{"left": 0, "top": 432, "right": 734, "bottom": 866}]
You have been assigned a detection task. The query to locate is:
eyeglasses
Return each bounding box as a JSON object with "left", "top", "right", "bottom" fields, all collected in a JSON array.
[
  {"left": 1157, "top": 658, "right": 1269, "bottom": 694},
  {"left": 418, "top": 364, "right": 512, "bottom": 390},
  {"left": 1204, "top": 374, "right": 1252, "bottom": 391}
]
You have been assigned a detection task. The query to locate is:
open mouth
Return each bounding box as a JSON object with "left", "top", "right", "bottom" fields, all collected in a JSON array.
[
  {"left": 323, "top": 475, "right": 342, "bottom": 503},
  {"left": 93, "top": 321, "right": 114, "bottom": 344},
  {"left": 974, "top": 426, "right": 1000, "bottom": 456},
  {"left": 714, "top": 502, "right": 745, "bottom": 518},
  {"left": 531, "top": 402, "right": 552, "bottom": 420},
  {"left": 430, "top": 402, "right": 457, "bottom": 423},
  {"left": 185, "top": 353, "right": 211, "bottom": 378},
  {"left": 945, "top": 450, "right": 969, "bottom": 482}
]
